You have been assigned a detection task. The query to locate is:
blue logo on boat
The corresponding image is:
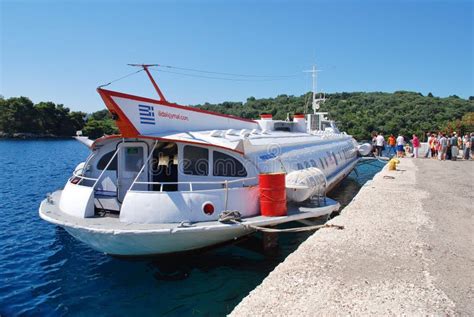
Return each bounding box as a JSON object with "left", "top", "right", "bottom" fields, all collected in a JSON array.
[
  {"left": 138, "top": 104, "right": 155, "bottom": 125},
  {"left": 259, "top": 153, "right": 276, "bottom": 161}
]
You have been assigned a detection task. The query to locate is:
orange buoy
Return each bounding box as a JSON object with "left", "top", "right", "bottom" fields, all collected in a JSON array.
[{"left": 259, "top": 173, "right": 287, "bottom": 217}]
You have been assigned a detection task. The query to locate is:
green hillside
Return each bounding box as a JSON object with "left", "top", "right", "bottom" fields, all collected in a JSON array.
[
  {"left": 0, "top": 97, "right": 118, "bottom": 139},
  {"left": 197, "top": 91, "right": 474, "bottom": 140}
]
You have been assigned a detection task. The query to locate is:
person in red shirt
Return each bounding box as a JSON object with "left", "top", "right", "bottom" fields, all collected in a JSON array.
[{"left": 411, "top": 134, "right": 420, "bottom": 158}]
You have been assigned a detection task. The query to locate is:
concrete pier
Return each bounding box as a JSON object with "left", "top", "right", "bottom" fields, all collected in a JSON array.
[{"left": 231, "top": 159, "right": 474, "bottom": 316}]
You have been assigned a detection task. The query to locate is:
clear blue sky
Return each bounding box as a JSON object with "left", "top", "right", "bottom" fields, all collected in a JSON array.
[{"left": 1, "top": 0, "right": 473, "bottom": 113}]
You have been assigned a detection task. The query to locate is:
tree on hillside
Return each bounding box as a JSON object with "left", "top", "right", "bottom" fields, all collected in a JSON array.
[
  {"left": 34, "top": 102, "right": 80, "bottom": 136},
  {"left": 0, "top": 97, "right": 38, "bottom": 133},
  {"left": 82, "top": 117, "right": 118, "bottom": 139},
  {"left": 89, "top": 109, "right": 111, "bottom": 121},
  {"left": 69, "top": 111, "right": 87, "bottom": 132}
]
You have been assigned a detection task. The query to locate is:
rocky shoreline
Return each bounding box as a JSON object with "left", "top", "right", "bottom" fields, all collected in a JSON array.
[{"left": 0, "top": 132, "right": 74, "bottom": 139}]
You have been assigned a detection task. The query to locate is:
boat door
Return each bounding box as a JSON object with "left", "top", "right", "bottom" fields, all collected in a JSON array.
[{"left": 117, "top": 142, "right": 148, "bottom": 202}]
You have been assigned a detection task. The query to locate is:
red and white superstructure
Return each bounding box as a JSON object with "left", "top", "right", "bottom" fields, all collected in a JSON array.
[{"left": 39, "top": 65, "right": 366, "bottom": 256}]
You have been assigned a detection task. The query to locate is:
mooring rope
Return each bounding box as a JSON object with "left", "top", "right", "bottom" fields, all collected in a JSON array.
[
  {"left": 242, "top": 223, "right": 344, "bottom": 233},
  {"left": 218, "top": 210, "right": 242, "bottom": 223},
  {"left": 218, "top": 211, "right": 344, "bottom": 233}
]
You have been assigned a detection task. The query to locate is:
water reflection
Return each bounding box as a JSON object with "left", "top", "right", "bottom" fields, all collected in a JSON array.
[{"left": 328, "top": 176, "right": 363, "bottom": 208}]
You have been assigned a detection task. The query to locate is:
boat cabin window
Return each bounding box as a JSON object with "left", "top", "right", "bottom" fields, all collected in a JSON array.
[
  {"left": 297, "top": 163, "right": 304, "bottom": 170},
  {"left": 97, "top": 151, "right": 117, "bottom": 171},
  {"left": 310, "top": 159, "right": 317, "bottom": 168},
  {"left": 125, "top": 147, "right": 144, "bottom": 172},
  {"left": 152, "top": 143, "right": 178, "bottom": 191},
  {"left": 304, "top": 161, "right": 311, "bottom": 169},
  {"left": 183, "top": 145, "right": 209, "bottom": 176},
  {"left": 332, "top": 152, "right": 338, "bottom": 165},
  {"left": 213, "top": 151, "right": 247, "bottom": 177},
  {"left": 319, "top": 158, "right": 326, "bottom": 169},
  {"left": 273, "top": 122, "right": 292, "bottom": 132},
  {"left": 321, "top": 121, "right": 332, "bottom": 131}
]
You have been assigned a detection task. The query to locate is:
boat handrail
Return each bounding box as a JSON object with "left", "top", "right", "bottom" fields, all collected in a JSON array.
[
  {"left": 69, "top": 146, "right": 121, "bottom": 188},
  {"left": 71, "top": 168, "right": 98, "bottom": 182},
  {"left": 131, "top": 176, "right": 258, "bottom": 192}
]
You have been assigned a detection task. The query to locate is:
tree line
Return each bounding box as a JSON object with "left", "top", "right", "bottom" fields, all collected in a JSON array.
[
  {"left": 1, "top": 92, "right": 473, "bottom": 141},
  {"left": 0, "top": 96, "right": 118, "bottom": 139},
  {"left": 197, "top": 91, "right": 474, "bottom": 140}
]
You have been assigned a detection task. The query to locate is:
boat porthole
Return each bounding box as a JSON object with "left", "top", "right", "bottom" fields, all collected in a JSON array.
[{"left": 202, "top": 202, "right": 215, "bottom": 215}]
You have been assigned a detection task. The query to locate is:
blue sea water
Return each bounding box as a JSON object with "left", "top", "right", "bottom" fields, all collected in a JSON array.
[{"left": 0, "top": 140, "right": 383, "bottom": 316}]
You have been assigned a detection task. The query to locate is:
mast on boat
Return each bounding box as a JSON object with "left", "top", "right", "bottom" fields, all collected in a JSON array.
[
  {"left": 128, "top": 64, "right": 168, "bottom": 103},
  {"left": 304, "top": 65, "right": 326, "bottom": 114},
  {"left": 304, "top": 65, "right": 328, "bottom": 131}
]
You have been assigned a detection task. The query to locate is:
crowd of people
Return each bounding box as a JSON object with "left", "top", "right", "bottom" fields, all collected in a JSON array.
[{"left": 371, "top": 131, "right": 474, "bottom": 161}]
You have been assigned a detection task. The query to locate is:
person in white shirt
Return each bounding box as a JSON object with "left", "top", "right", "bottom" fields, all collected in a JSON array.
[
  {"left": 396, "top": 134, "right": 405, "bottom": 158},
  {"left": 375, "top": 133, "right": 385, "bottom": 157}
]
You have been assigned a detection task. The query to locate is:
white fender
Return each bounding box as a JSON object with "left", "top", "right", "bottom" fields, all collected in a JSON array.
[
  {"left": 357, "top": 143, "right": 372, "bottom": 156},
  {"left": 285, "top": 167, "right": 327, "bottom": 202}
]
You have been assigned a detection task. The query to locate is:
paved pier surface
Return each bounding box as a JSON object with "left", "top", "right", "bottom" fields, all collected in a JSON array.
[{"left": 231, "top": 159, "right": 474, "bottom": 316}]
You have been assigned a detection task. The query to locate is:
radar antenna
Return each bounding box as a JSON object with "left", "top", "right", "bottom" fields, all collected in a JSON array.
[{"left": 303, "top": 65, "right": 325, "bottom": 114}]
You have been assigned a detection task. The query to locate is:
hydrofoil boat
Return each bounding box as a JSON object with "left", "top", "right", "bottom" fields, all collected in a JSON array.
[{"left": 39, "top": 64, "right": 369, "bottom": 256}]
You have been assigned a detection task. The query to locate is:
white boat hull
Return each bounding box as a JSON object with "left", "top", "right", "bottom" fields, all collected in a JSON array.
[
  {"left": 39, "top": 191, "right": 339, "bottom": 256},
  {"left": 63, "top": 225, "right": 252, "bottom": 256}
]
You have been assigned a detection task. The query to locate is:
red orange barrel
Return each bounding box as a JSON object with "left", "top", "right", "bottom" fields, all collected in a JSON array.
[{"left": 259, "top": 173, "right": 287, "bottom": 217}]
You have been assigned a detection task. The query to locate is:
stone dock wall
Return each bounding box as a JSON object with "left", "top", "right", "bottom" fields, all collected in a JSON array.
[{"left": 231, "top": 158, "right": 473, "bottom": 316}]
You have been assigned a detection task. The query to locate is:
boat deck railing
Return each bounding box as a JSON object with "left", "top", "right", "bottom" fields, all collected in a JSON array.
[
  {"left": 69, "top": 146, "right": 120, "bottom": 189},
  {"left": 130, "top": 176, "right": 258, "bottom": 192},
  {"left": 70, "top": 168, "right": 99, "bottom": 187}
]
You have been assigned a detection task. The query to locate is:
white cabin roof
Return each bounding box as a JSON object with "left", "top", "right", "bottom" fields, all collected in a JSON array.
[{"left": 148, "top": 128, "right": 351, "bottom": 154}]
